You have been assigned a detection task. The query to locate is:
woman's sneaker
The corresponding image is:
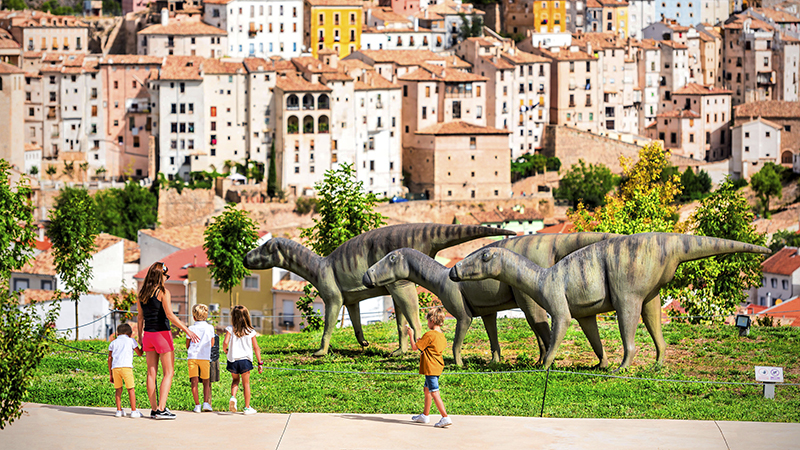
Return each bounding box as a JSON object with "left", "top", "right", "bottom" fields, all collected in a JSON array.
[
  {"left": 114, "top": 410, "right": 125, "bottom": 418},
  {"left": 150, "top": 410, "right": 157, "bottom": 419},
  {"left": 411, "top": 414, "right": 429, "bottom": 423},
  {"left": 243, "top": 407, "right": 257, "bottom": 415},
  {"left": 434, "top": 417, "right": 452, "bottom": 428},
  {"left": 202, "top": 402, "right": 213, "bottom": 412},
  {"left": 229, "top": 396, "right": 238, "bottom": 412},
  {"left": 153, "top": 409, "right": 176, "bottom": 420},
  {"left": 130, "top": 410, "right": 142, "bottom": 418},
  {"left": 193, "top": 404, "right": 202, "bottom": 413}
]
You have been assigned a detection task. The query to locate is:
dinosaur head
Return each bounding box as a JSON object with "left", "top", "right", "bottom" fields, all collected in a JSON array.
[
  {"left": 244, "top": 239, "right": 281, "bottom": 270},
  {"left": 363, "top": 250, "right": 409, "bottom": 288},
  {"left": 450, "top": 248, "right": 503, "bottom": 282}
]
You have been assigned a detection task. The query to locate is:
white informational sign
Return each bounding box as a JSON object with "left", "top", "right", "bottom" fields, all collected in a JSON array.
[{"left": 755, "top": 366, "right": 784, "bottom": 383}]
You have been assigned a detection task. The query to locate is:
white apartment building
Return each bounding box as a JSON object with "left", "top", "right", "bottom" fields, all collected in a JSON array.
[
  {"left": 203, "top": 0, "right": 304, "bottom": 59},
  {"left": 659, "top": 40, "right": 690, "bottom": 112},
  {"left": 627, "top": 0, "right": 657, "bottom": 39},
  {"left": 0, "top": 61, "right": 25, "bottom": 171},
  {"left": 731, "top": 117, "right": 783, "bottom": 179},
  {"left": 138, "top": 13, "right": 227, "bottom": 58},
  {"left": 59, "top": 55, "right": 106, "bottom": 176},
  {"left": 635, "top": 39, "right": 661, "bottom": 134},
  {"left": 700, "top": 0, "right": 730, "bottom": 27},
  {"left": 200, "top": 59, "right": 249, "bottom": 173}
]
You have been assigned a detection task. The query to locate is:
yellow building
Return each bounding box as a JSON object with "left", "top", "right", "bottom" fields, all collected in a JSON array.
[
  {"left": 187, "top": 265, "right": 274, "bottom": 335},
  {"left": 304, "top": 0, "right": 363, "bottom": 59},
  {"left": 533, "top": 0, "right": 568, "bottom": 33}
]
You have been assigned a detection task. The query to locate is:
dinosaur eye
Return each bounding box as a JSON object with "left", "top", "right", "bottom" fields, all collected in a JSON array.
[
  {"left": 389, "top": 254, "right": 396, "bottom": 262},
  {"left": 482, "top": 252, "right": 492, "bottom": 262}
]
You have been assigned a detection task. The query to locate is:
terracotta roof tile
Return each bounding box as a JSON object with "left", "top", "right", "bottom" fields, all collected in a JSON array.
[
  {"left": 572, "top": 32, "right": 625, "bottom": 50},
  {"left": 762, "top": 246, "right": 800, "bottom": 276},
  {"left": 0, "top": 61, "right": 23, "bottom": 74},
  {"left": 734, "top": 117, "right": 784, "bottom": 130},
  {"left": 18, "top": 249, "right": 56, "bottom": 275},
  {"left": 398, "top": 65, "right": 486, "bottom": 82},
  {"left": 674, "top": 83, "right": 732, "bottom": 95},
  {"left": 759, "top": 296, "right": 800, "bottom": 326},
  {"left": 124, "top": 239, "right": 140, "bottom": 264},
  {"left": 424, "top": 1, "right": 484, "bottom": 16},
  {"left": 481, "top": 55, "right": 514, "bottom": 70},
  {"left": 501, "top": 50, "right": 549, "bottom": 64},
  {"left": 100, "top": 55, "right": 163, "bottom": 65},
  {"left": 537, "top": 222, "right": 575, "bottom": 233},
  {"left": 275, "top": 72, "right": 332, "bottom": 92},
  {"left": 724, "top": 14, "right": 774, "bottom": 31},
  {"left": 157, "top": 56, "right": 204, "bottom": 80},
  {"left": 18, "top": 289, "right": 69, "bottom": 304},
  {"left": 534, "top": 46, "right": 596, "bottom": 61},
  {"left": 203, "top": 58, "right": 245, "bottom": 74},
  {"left": 415, "top": 120, "right": 509, "bottom": 135},
  {"left": 354, "top": 71, "right": 400, "bottom": 90},
  {"left": 272, "top": 279, "right": 310, "bottom": 293},
  {"left": 139, "top": 21, "right": 226, "bottom": 36},
  {"left": 367, "top": 7, "right": 411, "bottom": 24},
  {"left": 657, "top": 110, "right": 701, "bottom": 119},
  {"left": 139, "top": 225, "right": 208, "bottom": 250},
  {"left": 0, "top": 28, "right": 20, "bottom": 49},
  {"left": 659, "top": 40, "right": 689, "bottom": 49},
  {"left": 352, "top": 49, "right": 445, "bottom": 66},
  {"left": 753, "top": 7, "right": 800, "bottom": 23},
  {"left": 734, "top": 101, "right": 800, "bottom": 119}
]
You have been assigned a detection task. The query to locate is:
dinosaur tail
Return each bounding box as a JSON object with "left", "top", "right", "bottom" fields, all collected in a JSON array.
[
  {"left": 429, "top": 224, "right": 516, "bottom": 253},
  {"left": 667, "top": 234, "right": 771, "bottom": 264}
]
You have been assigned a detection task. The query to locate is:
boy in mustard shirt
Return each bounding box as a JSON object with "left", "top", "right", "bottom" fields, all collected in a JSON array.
[{"left": 405, "top": 307, "right": 452, "bottom": 428}]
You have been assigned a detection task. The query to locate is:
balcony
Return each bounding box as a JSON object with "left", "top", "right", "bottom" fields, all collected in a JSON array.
[
  {"left": 757, "top": 71, "right": 776, "bottom": 85},
  {"left": 585, "top": 101, "right": 592, "bottom": 107},
  {"left": 376, "top": 101, "right": 383, "bottom": 109},
  {"left": 51, "top": 132, "right": 59, "bottom": 138}
]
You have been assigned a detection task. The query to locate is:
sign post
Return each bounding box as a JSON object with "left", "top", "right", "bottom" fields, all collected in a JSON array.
[{"left": 755, "top": 366, "right": 783, "bottom": 399}]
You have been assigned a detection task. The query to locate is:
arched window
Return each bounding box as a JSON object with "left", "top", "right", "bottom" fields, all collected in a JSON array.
[
  {"left": 287, "top": 94, "right": 299, "bottom": 110},
  {"left": 318, "top": 115, "right": 329, "bottom": 133},
  {"left": 782, "top": 151, "right": 793, "bottom": 165},
  {"left": 287, "top": 115, "right": 299, "bottom": 134},
  {"left": 303, "top": 94, "right": 314, "bottom": 110},
  {"left": 318, "top": 94, "right": 330, "bottom": 109},
  {"left": 303, "top": 115, "right": 314, "bottom": 133}
]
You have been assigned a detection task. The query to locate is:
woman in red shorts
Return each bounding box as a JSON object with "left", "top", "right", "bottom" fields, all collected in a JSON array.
[{"left": 137, "top": 262, "right": 199, "bottom": 420}]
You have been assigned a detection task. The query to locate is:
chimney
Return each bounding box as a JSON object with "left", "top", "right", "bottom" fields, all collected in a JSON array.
[
  {"left": 587, "top": 42, "right": 592, "bottom": 55},
  {"left": 193, "top": 254, "right": 197, "bottom": 266},
  {"left": 414, "top": 17, "right": 419, "bottom": 32},
  {"left": 425, "top": 9, "right": 428, "bottom": 19},
  {"left": 161, "top": 8, "right": 169, "bottom": 27}
]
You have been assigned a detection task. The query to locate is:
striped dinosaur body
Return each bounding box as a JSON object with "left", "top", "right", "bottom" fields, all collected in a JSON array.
[
  {"left": 244, "top": 223, "right": 515, "bottom": 357},
  {"left": 450, "top": 233, "right": 771, "bottom": 370},
  {"left": 362, "top": 233, "right": 616, "bottom": 365}
]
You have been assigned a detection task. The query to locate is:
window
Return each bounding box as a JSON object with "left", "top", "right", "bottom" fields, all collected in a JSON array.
[
  {"left": 469, "top": 137, "right": 476, "bottom": 149},
  {"left": 783, "top": 280, "right": 789, "bottom": 290},
  {"left": 243, "top": 275, "right": 259, "bottom": 290},
  {"left": 211, "top": 106, "right": 217, "bottom": 117},
  {"left": 771, "top": 278, "right": 777, "bottom": 288},
  {"left": 452, "top": 101, "right": 461, "bottom": 119},
  {"left": 422, "top": 106, "right": 427, "bottom": 119}
]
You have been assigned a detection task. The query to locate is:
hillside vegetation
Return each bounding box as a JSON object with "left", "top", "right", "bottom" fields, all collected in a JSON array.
[{"left": 31, "top": 319, "right": 800, "bottom": 422}]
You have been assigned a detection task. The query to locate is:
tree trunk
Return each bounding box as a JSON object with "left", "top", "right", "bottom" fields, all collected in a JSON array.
[{"left": 74, "top": 298, "right": 79, "bottom": 341}]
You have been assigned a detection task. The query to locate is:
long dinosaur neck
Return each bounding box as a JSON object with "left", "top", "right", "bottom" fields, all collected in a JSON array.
[
  {"left": 670, "top": 235, "right": 769, "bottom": 264},
  {"left": 429, "top": 224, "right": 515, "bottom": 254},
  {"left": 275, "top": 239, "right": 323, "bottom": 284},
  {"left": 404, "top": 250, "right": 452, "bottom": 296},
  {"left": 496, "top": 250, "right": 542, "bottom": 296}
]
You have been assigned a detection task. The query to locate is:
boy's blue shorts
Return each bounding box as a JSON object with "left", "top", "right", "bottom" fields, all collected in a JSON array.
[{"left": 423, "top": 375, "right": 440, "bottom": 392}]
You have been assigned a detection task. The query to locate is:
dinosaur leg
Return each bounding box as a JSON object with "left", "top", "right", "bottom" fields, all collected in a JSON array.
[
  {"left": 482, "top": 314, "right": 502, "bottom": 364},
  {"left": 641, "top": 294, "right": 666, "bottom": 365},
  {"left": 386, "top": 281, "right": 421, "bottom": 357},
  {"left": 614, "top": 297, "right": 644, "bottom": 372},
  {"left": 345, "top": 303, "right": 369, "bottom": 348},
  {"left": 513, "top": 289, "right": 550, "bottom": 365},
  {"left": 449, "top": 311, "right": 473, "bottom": 367},
  {"left": 575, "top": 315, "right": 608, "bottom": 369},
  {"left": 313, "top": 293, "right": 344, "bottom": 357},
  {"left": 542, "top": 314, "right": 570, "bottom": 370}
]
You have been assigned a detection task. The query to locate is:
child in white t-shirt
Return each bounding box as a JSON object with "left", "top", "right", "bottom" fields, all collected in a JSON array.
[
  {"left": 108, "top": 323, "right": 144, "bottom": 418},
  {"left": 186, "top": 304, "right": 216, "bottom": 413},
  {"left": 223, "top": 305, "right": 262, "bottom": 415}
]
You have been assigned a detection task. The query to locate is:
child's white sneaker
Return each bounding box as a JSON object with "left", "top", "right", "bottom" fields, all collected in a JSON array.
[
  {"left": 193, "top": 404, "right": 202, "bottom": 413},
  {"left": 130, "top": 410, "right": 142, "bottom": 418},
  {"left": 434, "top": 417, "right": 453, "bottom": 428},
  {"left": 115, "top": 410, "right": 125, "bottom": 418},
  {"left": 243, "top": 407, "right": 257, "bottom": 415},
  {"left": 202, "top": 402, "right": 213, "bottom": 412},
  {"left": 411, "top": 413, "right": 429, "bottom": 423},
  {"left": 229, "top": 396, "right": 237, "bottom": 412}
]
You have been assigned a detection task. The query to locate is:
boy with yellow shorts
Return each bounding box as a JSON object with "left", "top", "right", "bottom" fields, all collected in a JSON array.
[
  {"left": 108, "top": 323, "right": 144, "bottom": 418},
  {"left": 187, "top": 304, "right": 216, "bottom": 412}
]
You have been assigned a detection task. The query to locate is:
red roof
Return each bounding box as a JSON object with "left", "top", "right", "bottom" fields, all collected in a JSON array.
[
  {"left": 133, "top": 245, "right": 209, "bottom": 282},
  {"left": 762, "top": 247, "right": 800, "bottom": 276},
  {"left": 759, "top": 296, "right": 800, "bottom": 327},
  {"left": 537, "top": 222, "right": 575, "bottom": 234}
]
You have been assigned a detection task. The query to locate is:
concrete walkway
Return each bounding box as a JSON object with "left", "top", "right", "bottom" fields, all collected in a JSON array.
[{"left": 2, "top": 403, "right": 799, "bottom": 449}]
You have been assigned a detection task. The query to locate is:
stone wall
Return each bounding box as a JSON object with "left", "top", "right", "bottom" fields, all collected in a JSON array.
[
  {"left": 542, "top": 124, "right": 644, "bottom": 174},
  {"left": 375, "top": 197, "right": 554, "bottom": 225},
  {"left": 157, "top": 188, "right": 216, "bottom": 228}
]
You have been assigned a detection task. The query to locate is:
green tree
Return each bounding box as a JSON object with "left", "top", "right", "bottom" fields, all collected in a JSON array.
[
  {"left": 62, "top": 161, "right": 74, "bottom": 178},
  {"left": 554, "top": 159, "right": 618, "bottom": 208},
  {"left": 45, "top": 165, "right": 57, "bottom": 179},
  {"left": 750, "top": 163, "right": 783, "bottom": 218},
  {"left": 203, "top": 204, "right": 259, "bottom": 308},
  {"left": 768, "top": 229, "right": 800, "bottom": 253},
  {"left": 663, "top": 179, "right": 767, "bottom": 323},
  {"left": 0, "top": 161, "right": 36, "bottom": 279},
  {"left": 94, "top": 181, "right": 158, "bottom": 241},
  {"left": 570, "top": 142, "right": 682, "bottom": 234},
  {"left": 458, "top": 13, "right": 483, "bottom": 40},
  {"left": 3, "top": 0, "right": 27, "bottom": 10},
  {"left": 297, "top": 163, "right": 386, "bottom": 331},
  {"left": 267, "top": 141, "right": 277, "bottom": 199},
  {"left": 103, "top": 0, "right": 122, "bottom": 15},
  {"left": 29, "top": 166, "right": 38, "bottom": 176},
  {"left": 48, "top": 187, "right": 100, "bottom": 340}
]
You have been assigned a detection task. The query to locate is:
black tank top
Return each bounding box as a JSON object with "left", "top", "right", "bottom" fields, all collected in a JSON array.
[{"left": 141, "top": 289, "right": 171, "bottom": 332}]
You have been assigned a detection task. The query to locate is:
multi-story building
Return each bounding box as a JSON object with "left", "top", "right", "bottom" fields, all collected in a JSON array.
[
  {"left": 731, "top": 116, "right": 783, "bottom": 179},
  {"left": 304, "top": 0, "right": 363, "bottom": 58},
  {"left": 362, "top": 8, "right": 446, "bottom": 52},
  {"left": 99, "top": 55, "right": 162, "bottom": 179},
  {"left": 654, "top": 0, "right": 701, "bottom": 26},
  {"left": 381, "top": 0, "right": 420, "bottom": 16},
  {"left": 646, "top": 109, "right": 703, "bottom": 159},
  {"left": 528, "top": 44, "right": 601, "bottom": 133},
  {"left": 700, "top": 0, "right": 730, "bottom": 27},
  {"left": 585, "top": 0, "right": 630, "bottom": 37},
  {"left": 627, "top": 0, "right": 657, "bottom": 39},
  {"left": 242, "top": 57, "right": 293, "bottom": 169},
  {"left": 565, "top": 0, "right": 587, "bottom": 34},
  {"left": 505, "top": 0, "right": 568, "bottom": 37},
  {"left": 754, "top": 246, "right": 800, "bottom": 307},
  {"left": 138, "top": 13, "right": 227, "bottom": 58},
  {"left": 744, "top": 7, "right": 800, "bottom": 39},
  {"left": 634, "top": 38, "right": 661, "bottom": 133},
  {"left": 695, "top": 23, "right": 723, "bottom": 86},
  {"left": 416, "top": 1, "right": 484, "bottom": 48},
  {"left": 345, "top": 49, "right": 462, "bottom": 83},
  {"left": 203, "top": 0, "right": 304, "bottom": 59},
  {"left": 0, "top": 61, "right": 25, "bottom": 171},
  {"left": 734, "top": 100, "right": 800, "bottom": 168},
  {"left": 658, "top": 40, "right": 689, "bottom": 112},
  {"left": 0, "top": 11, "right": 89, "bottom": 54},
  {"left": 723, "top": 15, "right": 779, "bottom": 105},
  {"left": 200, "top": 59, "right": 249, "bottom": 174}
]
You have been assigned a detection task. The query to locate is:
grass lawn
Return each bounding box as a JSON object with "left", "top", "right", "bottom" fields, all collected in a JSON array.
[{"left": 29, "top": 318, "right": 800, "bottom": 422}]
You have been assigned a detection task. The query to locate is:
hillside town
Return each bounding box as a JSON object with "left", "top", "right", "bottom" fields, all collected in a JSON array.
[{"left": 3, "top": 0, "right": 800, "bottom": 336}]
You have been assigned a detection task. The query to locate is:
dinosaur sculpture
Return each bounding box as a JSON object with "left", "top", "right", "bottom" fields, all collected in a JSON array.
[
  {"left": 362, "top": 233, "right": 617, "bottom": 365},
  {"left": 243, "top": 224, "right": 515, "bottom": 357},
  {"left": 450, "top": 233, "right": 771, "bottom": 371}
]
